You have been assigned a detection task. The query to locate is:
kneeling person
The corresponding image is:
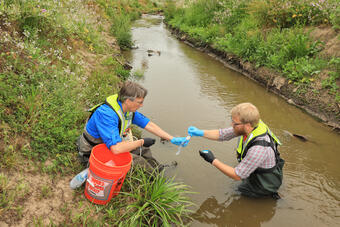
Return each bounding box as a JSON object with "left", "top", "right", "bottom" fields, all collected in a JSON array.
[{"left": 77, "top": 81, "right": 188, "bottom": 170}]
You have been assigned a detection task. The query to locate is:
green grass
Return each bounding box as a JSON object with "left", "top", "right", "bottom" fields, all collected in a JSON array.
[
  {"left": 104, "top": 166, "right": 195, "bottom": 226},
  {"left": 111, "top": 13, "right": 134, "bottom": 50},
  {"left": 0, "top": 0, "right": 194, "bottom": 225},
  {"left": 165, "top": 0, "right": 339, "bottom": 98}
]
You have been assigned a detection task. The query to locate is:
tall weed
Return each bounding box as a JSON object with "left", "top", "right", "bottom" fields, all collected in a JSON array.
[
  {"left": 111, "top": 14, "right": 133, "bottom": 50},
  {"left": 183, "top": 0, "right": 220, "bottom": 27},
  {"left": 214, "top": 0, "right": 249, "bottom": 33},
  {"left": 163, "top": 0, "right": 178, "bottom": 22},
  {"left": 215, "top": 17, "right": 262, "bottom": 59},
  {"left": 260, "top": 28, "right": 323, "bottom": 69},
  {"left": 105, "top": 166, "right": 194, "bottom": 226}
]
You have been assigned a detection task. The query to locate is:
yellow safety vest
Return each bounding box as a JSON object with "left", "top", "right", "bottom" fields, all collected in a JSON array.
[
  {"left": 236, "top": 120, "right": 281, "bottom": 162},
  {"left": 89, "top": 94, "right": 133, "bottom": 138}
]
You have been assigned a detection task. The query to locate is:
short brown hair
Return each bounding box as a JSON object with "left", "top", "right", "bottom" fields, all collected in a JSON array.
[
  {"left": 118, "top": 81, "right": 148, "bottom": 102},
  {"left": 231, "top": 103, "right": 260, "bottom": 127}
]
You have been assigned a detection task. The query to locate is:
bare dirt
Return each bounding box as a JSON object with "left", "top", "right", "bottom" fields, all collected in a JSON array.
[
  {"left": 308, "top": 26, "right": 340, "bottom": 58},
  {"left": 168, "top": 25, "right": 340, "bottom": 131},
  {"left": 0, "top": 161, "right": 82, "bottom": 226}
]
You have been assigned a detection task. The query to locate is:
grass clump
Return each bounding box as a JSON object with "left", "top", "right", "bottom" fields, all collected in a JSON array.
[
  {"left": 111, "top": 14, "right": 134, "bottom": 50},
  {"left": 104, "top": 166, "right": 194, "bottom": 226},
  {"left": 97, "top": 0, "right": 161, "bottom": 50}
]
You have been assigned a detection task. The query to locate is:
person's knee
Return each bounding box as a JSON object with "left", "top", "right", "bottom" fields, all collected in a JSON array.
[{"left": 78, "top": 152, "right": 90, "bottom": 167}]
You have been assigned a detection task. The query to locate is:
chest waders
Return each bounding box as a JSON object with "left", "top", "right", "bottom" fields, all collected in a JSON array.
[{"left": 236, "top": 120, "right": 285, "bottom": 198}]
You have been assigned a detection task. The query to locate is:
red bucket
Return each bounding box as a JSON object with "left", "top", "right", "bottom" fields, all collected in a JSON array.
[{"left": 84, "top": 144, "right": 132, "bottom": 205}]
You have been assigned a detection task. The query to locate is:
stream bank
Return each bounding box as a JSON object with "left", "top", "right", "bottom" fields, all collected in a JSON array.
[{"left": 167, "top": 24, "right": 340, "bottom": 132}]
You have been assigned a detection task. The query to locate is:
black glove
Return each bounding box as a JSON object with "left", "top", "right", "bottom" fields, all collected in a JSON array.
[
  {"left": 143, "top": 138, "right": 156, "bottom": 147},
  {"left": 199, "top": 150, "right": 215, "bottom": 164}
]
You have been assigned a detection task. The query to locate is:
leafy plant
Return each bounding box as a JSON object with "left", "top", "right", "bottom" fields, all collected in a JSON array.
[
  {"left": 283, "top": 57, "right": 320, "bottom": 83},
  {"left": 106, "top": 167, "right": 194, "bottom": 226},
  {"left": 322, "top": 71, "right": 339, "bottom": 93}
]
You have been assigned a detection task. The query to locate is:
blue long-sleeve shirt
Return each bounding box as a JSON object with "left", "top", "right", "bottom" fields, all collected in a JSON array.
[{"left": 86, "top": 102, "right": 150, "bottom": 148}]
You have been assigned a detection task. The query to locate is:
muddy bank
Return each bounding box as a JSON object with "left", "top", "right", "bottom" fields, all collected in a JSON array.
[{"left": 166, "top": 24, "right": 340, "bottom": 132}]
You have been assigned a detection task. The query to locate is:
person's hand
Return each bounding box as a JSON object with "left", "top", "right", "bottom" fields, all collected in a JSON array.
[
  {"left": 143, "top": 138, "right": 156, "bottom": 147},
  {"left": 171, "top": 137, "right": 189, "bottom": 147},
  {"left": 188, "top": 126, "right": 204, "bottom": 137},
  {"left": 199, "top": 150, "right": 215, "bottom": 164}
]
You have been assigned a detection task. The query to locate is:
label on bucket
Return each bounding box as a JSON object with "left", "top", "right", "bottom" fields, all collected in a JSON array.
[{"left": 86, "top": 169, "right": 114, "bottom": 201}]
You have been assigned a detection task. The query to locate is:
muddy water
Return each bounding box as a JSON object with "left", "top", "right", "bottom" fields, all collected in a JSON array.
[{"left": 125, "top": 15, "right": 340, "bottom": 227}]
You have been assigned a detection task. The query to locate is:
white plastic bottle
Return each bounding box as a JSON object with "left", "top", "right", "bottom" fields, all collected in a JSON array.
[
  {"left": 176, "top": 135, "right": 191, "bottom": 155},
  {"left": 70, "top": 168, "right": 88, "bottom": 189}
]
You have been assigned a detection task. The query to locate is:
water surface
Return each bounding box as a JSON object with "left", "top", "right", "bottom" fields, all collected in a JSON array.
[{"left": 125, "top": 15, "right": 340, "bottom": 227}]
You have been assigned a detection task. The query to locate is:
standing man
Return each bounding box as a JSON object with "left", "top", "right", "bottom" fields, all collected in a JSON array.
[
  {"left": 188, "top": 103, "right": 284, "bottom": 199},
  {"left": 77, "top": 81, "right": 188, "bottom": 170}
]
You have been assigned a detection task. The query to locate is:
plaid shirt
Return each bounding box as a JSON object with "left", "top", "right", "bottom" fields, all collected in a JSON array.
[{"left": 219, "top": 127, "right": 276, "bottom": 179}]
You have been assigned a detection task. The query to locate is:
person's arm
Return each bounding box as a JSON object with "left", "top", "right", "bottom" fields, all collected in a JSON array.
[
  {"left": 202, "top": 130, "right": 220, "bottom": 140},
  {"left": 188, "top": 127, "right": 236, "bottom": 141},
  {"left": 199, "top": 150, "right": 241, "bottom": 180},
  {"left": 212, "top": 159, "right": 241, "bottom": 180},
  {"left": 94, "top": 107, "right": 146, "bottom": 154},
  {"left": 144, "top": 121, "right": 174, "bottom": 141},
  {"left": 110, "top": 139, "right": 144, "bottom": 154}
]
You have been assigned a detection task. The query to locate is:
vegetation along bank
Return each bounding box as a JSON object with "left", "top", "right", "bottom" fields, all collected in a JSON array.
[
  {"left": 163, "top": 0, "right": 340, "bottom": 131},
  {"left": 0, "top": 0, "right": 193, "bottom": 226}
]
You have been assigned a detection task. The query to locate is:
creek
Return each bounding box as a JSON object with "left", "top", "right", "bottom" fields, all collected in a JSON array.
[{"left": 124, "top": 15, "right": 340, "bottom": 227}]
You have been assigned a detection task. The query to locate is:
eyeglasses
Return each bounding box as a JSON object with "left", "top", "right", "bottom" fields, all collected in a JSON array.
[
  {"left": 130, "top": 98, "right": 143, "bottom": 105},
  {"left": 231, "top": 120, "right": 244, "bottom": 126},
  {"left": 134, "top": 100, "right": 144, "bottom": 105}
]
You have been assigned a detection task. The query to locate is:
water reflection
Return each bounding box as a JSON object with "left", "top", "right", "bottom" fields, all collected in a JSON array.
[{"left": 192, "top": 196, "right": 277, "bottom": 227}]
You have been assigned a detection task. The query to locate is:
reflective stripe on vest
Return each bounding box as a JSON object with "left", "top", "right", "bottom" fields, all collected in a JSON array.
[
  {"left": 89, "top": 94, "right": 133, "bottom": 138},
  {"left": 236, "top": 120, "right": 281, "bottom": 161}
]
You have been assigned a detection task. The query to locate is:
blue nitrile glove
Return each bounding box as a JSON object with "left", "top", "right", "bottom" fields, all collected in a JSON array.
[
  {"left": 171, "top": 137, "right": 189, "bottom": 147},
  {"left": 188, "top": 126, "right": 204, "bottom": 137},
  {"left": 199, "top": 150, "right": 215, "bottom": 164}
]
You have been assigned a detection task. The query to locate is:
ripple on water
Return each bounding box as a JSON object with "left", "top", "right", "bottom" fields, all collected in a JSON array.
[{"left": 283, "top": 169, "right": 340, "bottom": 225}]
